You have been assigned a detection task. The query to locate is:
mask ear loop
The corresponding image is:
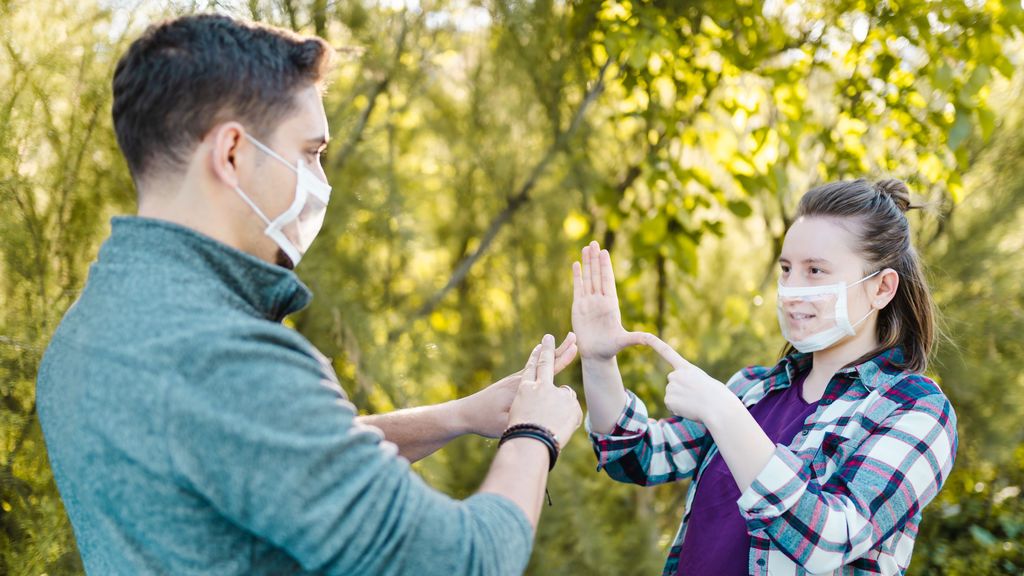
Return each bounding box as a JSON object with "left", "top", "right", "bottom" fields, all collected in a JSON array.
[
  {"left": 849, "top": 269, "right": 882, "bottom": 288},
  {"left": 846, "top": 269, "right": 886, "bottom": 332},
  {"left": 244, "top": 133, "right": 298, "bottom": 172},
  {"left": 233, "top": 186, "right": 273, "bottom": 227},
  {"left": 850, "top": 307, "right": 878, "bottom": 330},
  {"left": 232, "top": 133, "right": 296, "bottom": 227},
  {"left": 238, "top": 133, "right": 310, "bottom": 227}
]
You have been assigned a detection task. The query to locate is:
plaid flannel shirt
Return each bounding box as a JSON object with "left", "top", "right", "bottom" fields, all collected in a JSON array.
[{"left": 587, "top": 347, "right": 957, "bottom": 575}]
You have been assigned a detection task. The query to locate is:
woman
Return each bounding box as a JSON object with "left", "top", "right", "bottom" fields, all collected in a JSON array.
[{"left": 572, "top": 179, "right": 957, "bottom": 575}]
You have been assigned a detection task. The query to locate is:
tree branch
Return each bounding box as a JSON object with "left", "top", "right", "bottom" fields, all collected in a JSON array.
[
  {"left": 757, "top": 171, "right": 809, "bottom": 294},
  {"left": 329, "top": 13, "right": 411, "bottom": 173},
  {"left": 389, "top": 58, "right": 615, "bottom": 341},
  {"left": 0, "top": 335, "right": 38, "bottom": 352},
  {"left": 599, "top": 128, "right": 669, "bottom": 251},
  {"left": 281, "top": 0, "right": 300, "bottom": 31}
]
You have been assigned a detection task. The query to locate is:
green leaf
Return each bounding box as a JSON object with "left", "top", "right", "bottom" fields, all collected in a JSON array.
[
  {"left": 726, "top": 199, "right": 753, "bottom": 218},
  {"left": 639, "top": 213, "right": 668, "bottom": 245},
  {"left": 969, "top": 525, "right": 998, "bottom": 547},
  {"left": 978, "top": 107, "right": 997, "bottom": 142},
  {"left": 992, "top": 54, "right": 1016, "bottom": 79},
  {"left": 671, "top": 234, "right": 698, "bottom": 275},
  {"left": 933, "top": 62, "right": 954, "bottom": 92},
  {"left": 948, "top": 109, "right": 972, "bottom": 151},
  {"left": 959, "top": 65, "right": 991, "bottom": 102}
]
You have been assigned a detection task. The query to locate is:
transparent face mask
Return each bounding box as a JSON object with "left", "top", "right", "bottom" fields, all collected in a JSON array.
[
  {"left": 777, "top": 287, "right": 844, "bottom": 343},
  {"left": 233, "top": 133, "right": 332, "bottom": 267},
  {"left": 776, "top": 270, "right": 880, "bottom": 353}
]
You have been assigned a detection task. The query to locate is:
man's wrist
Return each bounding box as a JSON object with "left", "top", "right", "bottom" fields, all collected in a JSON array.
[
  {"left": 498, "top": 434, "right": 553, "bottom": 468},
  {"left": 500, "top": 423, "right": 560, "bottom": 471},
  {"left": 447, "top": 397, "right": 475, "bottom": 437}
]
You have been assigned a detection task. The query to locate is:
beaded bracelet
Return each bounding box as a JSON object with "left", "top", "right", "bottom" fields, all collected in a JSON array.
[
  {"left": 499, "top": 423, "right": 561, "bottom": 471},
  {"left": 498, "top": 423, "right": 561, "bottom": 506}
]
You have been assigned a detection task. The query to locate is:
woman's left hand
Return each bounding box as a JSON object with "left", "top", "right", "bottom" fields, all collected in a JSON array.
[{"left": 640, "top": 333, "right": 735, "bottom": 425}]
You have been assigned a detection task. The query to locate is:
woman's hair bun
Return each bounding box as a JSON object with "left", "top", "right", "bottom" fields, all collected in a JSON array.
[{"left": 874, "top": 179, "right": 913, "bottom": 213}]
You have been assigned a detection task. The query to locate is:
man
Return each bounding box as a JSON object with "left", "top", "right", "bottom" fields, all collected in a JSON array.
[{"left": 37, "top": 14, "right": 583, "bottom": 575}]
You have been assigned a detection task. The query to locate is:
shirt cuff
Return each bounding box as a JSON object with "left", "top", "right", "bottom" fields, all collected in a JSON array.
[
  {"left": 585, "top": 390, "right": 648, "bottom": 470},
  {"left": 737, "top": 444, "right": 809, "bottom": 530}
]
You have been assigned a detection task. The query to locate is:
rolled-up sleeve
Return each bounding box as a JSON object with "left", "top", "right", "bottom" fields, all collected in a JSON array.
[
  {"left": 736, "top": 394, "right": 957, "bottom": 573},
  {"left": 167, "top": 326, "right": 532, "bottom": 576}
]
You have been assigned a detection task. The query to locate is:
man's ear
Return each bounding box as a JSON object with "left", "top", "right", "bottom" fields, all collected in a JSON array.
[
  {"left": 873, "top": 268, "right": 900, "bottom": 310},
  {"left": 208, "top": 122, "right": 246, "bottom": 189}
]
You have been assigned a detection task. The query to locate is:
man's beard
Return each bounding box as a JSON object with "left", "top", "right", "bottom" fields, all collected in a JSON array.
[{"left": 275, "top": 247, "right": 294, "bottom": 270}]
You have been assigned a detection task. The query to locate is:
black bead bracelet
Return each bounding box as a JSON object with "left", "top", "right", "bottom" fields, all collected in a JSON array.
[{"left": 499, "top": 423, "right": 561, "bottom": 471}]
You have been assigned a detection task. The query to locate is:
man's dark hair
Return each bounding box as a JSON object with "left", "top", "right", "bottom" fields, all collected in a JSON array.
[{"left": 112, "top": 14, "right": 333, "bottom": 182}]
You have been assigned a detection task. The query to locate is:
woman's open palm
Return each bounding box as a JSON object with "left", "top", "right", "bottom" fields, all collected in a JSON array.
[{"left": 571, "top": 241, "right": 647, "bottom": 360}]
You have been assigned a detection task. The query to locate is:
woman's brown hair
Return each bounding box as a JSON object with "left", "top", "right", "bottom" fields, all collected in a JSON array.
[{"left": 783, "top": 178, "right": 936, "bottom": 372}]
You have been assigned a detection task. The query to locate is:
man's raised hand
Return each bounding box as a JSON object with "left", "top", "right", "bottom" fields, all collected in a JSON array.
[
  {"left": 457, "top": 333, "right": 578, "bottom": 438},
  {"left": 507, "top": 334, "right": 584, "bottom": 446}
]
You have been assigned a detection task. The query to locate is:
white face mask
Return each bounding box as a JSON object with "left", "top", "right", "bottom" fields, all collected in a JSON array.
[
  {"left": 776, "top": 270, "right": 881, "bottom": 353},
  {"left": 233, "top": 133, "right": 332, "bottom": 267}
]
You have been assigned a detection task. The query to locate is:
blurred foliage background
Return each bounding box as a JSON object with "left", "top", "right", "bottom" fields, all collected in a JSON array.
[{"left": 2, "top": 0, "right": 1024, "bottom": 574}]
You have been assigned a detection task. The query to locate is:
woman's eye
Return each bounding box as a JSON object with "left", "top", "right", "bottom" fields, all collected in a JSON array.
[{"left": 810, "top": 267, "right": 823, "bottom": 275}]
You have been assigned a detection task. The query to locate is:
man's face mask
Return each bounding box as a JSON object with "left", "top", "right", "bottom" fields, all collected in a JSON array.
[
  {"left": 776, "top": 270, "right": 881, "bottom": 354},
  {"left": 233, "top": 133, "right": 332, "bottom": 267}
]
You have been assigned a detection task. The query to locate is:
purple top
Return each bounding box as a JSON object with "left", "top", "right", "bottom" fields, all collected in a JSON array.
[{"left": 676, "top": 372, "right": 818, "bottom": 576}]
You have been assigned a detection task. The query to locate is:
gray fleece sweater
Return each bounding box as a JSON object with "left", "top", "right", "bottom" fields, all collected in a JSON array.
[{"left": 37, "top": 216, "right": 532, "bottom": 575}]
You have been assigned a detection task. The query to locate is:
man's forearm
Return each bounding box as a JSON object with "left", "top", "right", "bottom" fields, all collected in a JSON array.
[
  {"left": 477, "top": 438, "right": 550, "bottom": 530},
  {"left": 357, "top": 400, "right": 469, "bottom": 463}
]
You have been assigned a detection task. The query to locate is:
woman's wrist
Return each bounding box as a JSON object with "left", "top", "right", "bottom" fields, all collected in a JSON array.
[
  {"left": 581, "top": 355, "right": 620, "bottom": 380},
  {"left": 580, "top": 356, "right": 630, "bottom": 435},
  {"left": 702, "top": 390, "right": 746, "bottom": 433}
]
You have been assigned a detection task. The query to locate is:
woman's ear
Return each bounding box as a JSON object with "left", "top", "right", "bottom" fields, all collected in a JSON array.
[
  {"left": 208, "top": 121, "right": 246, "bottom": 189},
  {"left": 872, "top": 268, "right": 900, "bottom": 310}
]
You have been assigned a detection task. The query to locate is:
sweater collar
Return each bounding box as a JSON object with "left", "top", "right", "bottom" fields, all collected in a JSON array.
[{"left": 100, "top": 216, "right": 312, "bottom": 322}]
